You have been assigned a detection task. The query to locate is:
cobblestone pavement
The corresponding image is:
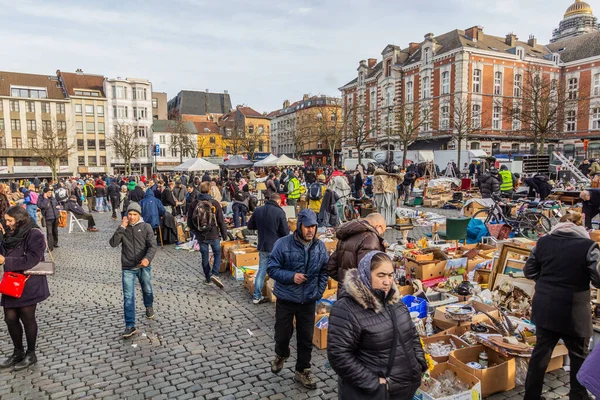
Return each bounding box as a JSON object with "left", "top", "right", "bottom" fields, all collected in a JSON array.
[{"left": 0, "top": 212, "right": 573, "bottom": 399}]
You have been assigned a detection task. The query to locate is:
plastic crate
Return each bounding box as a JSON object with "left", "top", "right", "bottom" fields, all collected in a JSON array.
[
  {"left": 401, "top": 295, "right": 427, "bottom": 318},
  {"left": 425, "top": 292, "right": 459, "bottom": 308}
]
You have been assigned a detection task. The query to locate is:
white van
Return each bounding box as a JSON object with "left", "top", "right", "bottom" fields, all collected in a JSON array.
[{"left": 342, "top": 158, "right": 377, "bottom": 171}]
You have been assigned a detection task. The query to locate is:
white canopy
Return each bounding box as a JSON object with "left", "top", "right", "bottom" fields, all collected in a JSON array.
[
  {"left": 254, "top": 154, "right": 279, "bottom": 167},
  {"left": 267, "top": 154, "right": 304, "bottom": 167},
  {"left": 173, "top": 158, "right": 220, "bottom": 172}
]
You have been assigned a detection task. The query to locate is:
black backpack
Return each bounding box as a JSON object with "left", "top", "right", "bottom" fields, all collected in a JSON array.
[
  {"left": 309, "top": 183, "right": 324, "bottom": 201},
  {"left": 193, "top": 200, "right": 217, "bottom": 233}
]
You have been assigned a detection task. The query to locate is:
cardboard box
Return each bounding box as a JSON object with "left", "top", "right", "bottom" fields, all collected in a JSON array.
[
  {"left": 406, "top": 259, "right": 448, "bottom": 281},
  {"left": 414, "top": 362, "right": 482, "bottom": 400},
  {"left": 230, "top": 249, "right": 259, "bottom": 268},
  {"left": 327, "top": 278, "right": 338, "bottom": 290},
  {"left": 313, "top": 314, "right": 329, "bottom": 349},
  {"left": 406, "top": 252, "right": 435, "bottom": 262},
  {"left": 321, "top": 288, "right": 337, "bottom": 300},
  {"left": 232, "top": 267, "right": 244, "bottom": 281},
  {"left": 221, "top": 240, "right": 249, "bottom": 259},
  {"left": 422, "top": 335, "right": 471, "bottom": 363},
  {"left": 434, "top": 301, "right": 500, "bottom": 331},
  {"left": 463, "top": 201, "right": 488, "bottom": 217},
  {"left": 323, "top": 239, "right": 338, "bottom": 253},
  {"left": 449, "top": 345, "right": 515, "bottom": 397},
  {"left": 220, "top": 257, "right": 230, "bottom": 273}
]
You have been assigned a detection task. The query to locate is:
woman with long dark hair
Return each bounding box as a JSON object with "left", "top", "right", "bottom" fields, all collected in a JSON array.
[{"left": 0, "top": 206, "right": 49, "bottom": 370}]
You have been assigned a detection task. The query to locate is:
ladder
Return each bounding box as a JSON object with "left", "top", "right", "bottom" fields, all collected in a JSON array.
[{"left": 552, "top": 151, "right": 590, "bottom": 183}]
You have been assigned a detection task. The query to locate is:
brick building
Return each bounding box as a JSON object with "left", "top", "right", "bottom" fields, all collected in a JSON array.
[
  {"left": 339, "top": 0, "right": 600, "bottom": 162},
  {"left": 269, "top": 95, "right": 342, "bottom": 165}
]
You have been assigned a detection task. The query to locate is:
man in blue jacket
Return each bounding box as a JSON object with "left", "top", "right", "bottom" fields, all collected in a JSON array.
[
  {"left": 139, "top": 189, "right": 166, "bottom": 230},
  {"left": 247, "top": 193, "right": 289, "bottom": 304},
  {"left": 267, "top": 208, "right": 328, "bottom": 390}
]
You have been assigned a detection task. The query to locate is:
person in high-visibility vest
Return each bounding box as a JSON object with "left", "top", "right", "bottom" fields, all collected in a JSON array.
[
  {"left": 499, "top": 165, "right": 516, "bottom": 198},
  {"left": 287, "top": 170, "right": 302, "bottom": 210}
]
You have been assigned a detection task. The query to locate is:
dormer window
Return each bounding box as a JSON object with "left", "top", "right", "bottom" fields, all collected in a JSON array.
[
  {"left": 424, "top": 48, "right": 431, "bottom": 64},
  {"left": 516, "top": 47, "right": 525, "bottom": 60}
]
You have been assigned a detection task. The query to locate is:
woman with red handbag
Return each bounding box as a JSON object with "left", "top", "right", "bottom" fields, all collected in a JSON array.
[{"left": 0, "top": 206, "right": 49, "bottom": 370}]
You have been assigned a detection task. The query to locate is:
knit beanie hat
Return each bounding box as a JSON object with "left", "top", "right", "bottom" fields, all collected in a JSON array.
[{"left": 127, "top": 202, "right": 142, "bottom": 215}]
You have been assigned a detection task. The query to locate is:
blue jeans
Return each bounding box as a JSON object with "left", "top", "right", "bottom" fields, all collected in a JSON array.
[
  {"left": 26, "top": 204, "right": 38, "bottom": 224},
  {"left": 232, "top": 203, "right": 248, "bottom": 228},
  {"left": 199, "top": 239, "right": 221, "bottom": 281},
  {"left": 122, "top": 266, "right": 154, "bottom": 328},
  {"left": 253, "top": 251, "right": 270, "bottom": 300}
]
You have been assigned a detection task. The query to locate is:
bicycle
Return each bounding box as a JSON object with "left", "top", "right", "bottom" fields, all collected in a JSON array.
[
  {"left": 336, "top": 194, "right": 361, "bottom": 222},
  {"left": 471, "top": 195, "right": 552, "bottom": 240}
]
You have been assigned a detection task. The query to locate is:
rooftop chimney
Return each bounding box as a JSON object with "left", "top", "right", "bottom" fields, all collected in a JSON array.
[
  {"left": 302, "top": 94, "right": 310, "bottom": 101},
  {"left": 368, "top": 58, "right": 377, "bottom": 68},
  {"left": 424, "top": 32, "right": 435, "bottom": 41},
  {"left": 527, "top": 34, "right": 537, "bottom": 47},
  {"left": 505, "top": 33, "right": 518, "bottom": 47},
  {"left": 465, "top": 26, "right": 484, "bottom": 42},
  {"left": 359, "top": 59, "right": 367, "bottom": 68},
  {"left": 224, "top": 90, "right": 228, "bottom": 94},
  {"left": 283, "top": 100, "right": 290, "bottom": 108},
  {"left": 75, "top": 68, "right": 83, "bottom": 75},
  {"left": 409, "top": 42, "right": 420, "bottom": 55}
]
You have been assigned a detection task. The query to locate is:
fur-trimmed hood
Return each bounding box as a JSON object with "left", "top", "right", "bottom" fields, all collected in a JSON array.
[{"left": 343, "top": 268, "right": 401, "bottom": 313}]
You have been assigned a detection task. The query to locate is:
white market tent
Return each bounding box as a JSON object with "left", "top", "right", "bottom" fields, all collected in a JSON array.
[
  {"left": 173, "top": 158, "right": 220, "bottom": 172},
  {"left": 254, "top": 154, "right": 279, "bottom": 167},
  {"left": 264, "top": 154, "right": 304, "bottom": 167}
]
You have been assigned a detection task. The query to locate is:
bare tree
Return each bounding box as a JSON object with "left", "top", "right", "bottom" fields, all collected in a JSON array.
[
  {"left": 219, "top": 118, "right": 245, "bottom": 155},
  {"left": 170, "top": 118, "right": 198, "bottom": 162},
  {"left": 239, "top": 123, "right": 265, "bottom": 161},
  {"left": 451, "top": 97, "right": 484, "bottom": 168},
  {"left": 312, "top": 101, "right": 346, "bottom": 168},
  {"left": 293, "top": 115, "right": 318, "bottom": 158},
  {"left": 107, "top": 123, "right": 146, "bottom": 176},
  {"left": 499, "top": 64, "right": 588, "bottom": 155},
  {"left": 32, "top": 123, "right": 75, "bottom": 182},
  {"left": 393, "top": 103, "right": 432, "bottom": 167},
  {"left": 344, "top": 102, "right": 376, "bottom": 165}
]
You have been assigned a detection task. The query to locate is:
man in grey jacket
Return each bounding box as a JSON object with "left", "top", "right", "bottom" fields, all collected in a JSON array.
[{"left": 109, "top": 203, "right": 157, "bottom": 338}]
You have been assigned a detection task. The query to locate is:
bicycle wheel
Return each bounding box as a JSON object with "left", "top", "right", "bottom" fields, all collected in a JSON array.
[
  {"left": 518, "top": 212, "right": 552, "bottom": 239},
  {"left": 472, "top": 209, "right": 501, "bottom": 225}
]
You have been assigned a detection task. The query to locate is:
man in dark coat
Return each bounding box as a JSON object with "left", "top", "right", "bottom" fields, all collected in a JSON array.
[
  {"left": 580, "top": 189, "right": 600, "bottom": 229},
  {"left": 64, "top": 196, "right": 98, "bottom": 232},
  {"left": 187, "top": 182, "right": 228, "bottom": 288},
  {"left": 267, "top": 209, "right": 328, "bottom": 389},
  {"left": 478, "top": 168, "right": 501, "bottom": 199},
  {"left": 107, "top": 181, "right": 121, "bottom": 220},
  {"left": 37, "top": 188, "right": 60, "bottom": 251},
  {"left": 139, "top": 190, "right": 165, "bottom": 230},
  {"left": 523, "top": 216, "right": 600, "bottom": 400},
  {"left": 327, "top": 213, "right": 386, "bottom": 284},
  {"left": 109, "top": 202, "right": 157, "bottom": 338},
  {"left": 247, "top": 193, "right": 290, "bottom": 304}
]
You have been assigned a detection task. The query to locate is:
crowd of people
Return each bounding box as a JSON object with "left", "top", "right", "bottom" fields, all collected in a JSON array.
[{"left": 0, "top": 159, "right": 599, "bottom": 399}]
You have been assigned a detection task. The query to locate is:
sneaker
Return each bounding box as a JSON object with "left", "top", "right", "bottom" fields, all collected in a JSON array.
[
  {"left": 211, "top": 276, "right": 224, "bottom": 289},
  {"left": 203, "top": 280, "right": 213, "bottom": 286},
  {"left": 270, "top": 355, "right": 287, "bottom": 374},
  {"left": 252, "top": 297, "right": 268, "bottom": 305},
  {"left": 122, "top": 327, "right": 137, "bottom": 338},
  {"left": 146, "top": 307, "right": 155, "bottom": 319},
  {"left": 294, "top": 368, "right": 317, "bottom": 389}
]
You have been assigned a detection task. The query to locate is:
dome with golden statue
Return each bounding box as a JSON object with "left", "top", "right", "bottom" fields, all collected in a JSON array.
[{"left": 564, "top": 0, "right": 594, "bottom": 18}]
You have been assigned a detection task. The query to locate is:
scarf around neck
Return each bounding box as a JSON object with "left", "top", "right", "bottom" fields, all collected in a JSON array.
[{"left": 2, "top": 219, "right": 38, "bottom": 251}]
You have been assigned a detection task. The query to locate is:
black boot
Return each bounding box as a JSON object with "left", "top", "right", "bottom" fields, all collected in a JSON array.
[
  {"left": 0, "top": 349, "right": 25, "bottom": 368},
  {"left": 13, "top": 350, "right": 37, "bottom": 371}
]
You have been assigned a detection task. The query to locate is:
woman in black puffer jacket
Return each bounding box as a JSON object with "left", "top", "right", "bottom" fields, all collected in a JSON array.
[
  {"left": 479, "top": 168, "right": 501, "bottom": 199},
  {"left": 327, "top": 251, "right": 427, "bottom": 400}
]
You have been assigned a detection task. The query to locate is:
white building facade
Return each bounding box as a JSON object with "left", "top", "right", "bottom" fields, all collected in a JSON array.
[{"left": 104, "top": 77, "right": 154, "bottom": 175}]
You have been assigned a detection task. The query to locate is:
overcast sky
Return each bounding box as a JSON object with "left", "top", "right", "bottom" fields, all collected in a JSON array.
[{"left": 0, "top": 0, "right": 586, "bottom": 112}]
